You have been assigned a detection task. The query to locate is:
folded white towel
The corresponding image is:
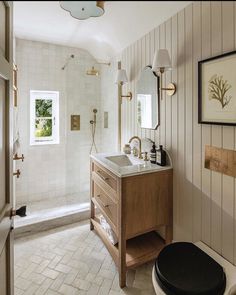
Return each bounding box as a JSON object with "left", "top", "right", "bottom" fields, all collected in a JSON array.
[{"left": 99, "top": 215, "right": 118, "bottom": 245}]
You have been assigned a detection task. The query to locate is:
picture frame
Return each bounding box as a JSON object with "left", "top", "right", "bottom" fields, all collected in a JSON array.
[{"left": 198, "top": 50, "right": 236, "bottom": 126}]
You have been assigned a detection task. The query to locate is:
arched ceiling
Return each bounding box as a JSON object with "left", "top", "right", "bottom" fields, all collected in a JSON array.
[{"left": 14, "top": 1, "right": 191, "bottom": 61}]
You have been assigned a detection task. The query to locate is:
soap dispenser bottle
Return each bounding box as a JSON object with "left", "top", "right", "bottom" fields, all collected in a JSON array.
[
  {"left": 150, "top": 143, "right": 156, "bottom": 164},
  {"left": 156, "top": 145, "right": 166, "bottom": 166}
]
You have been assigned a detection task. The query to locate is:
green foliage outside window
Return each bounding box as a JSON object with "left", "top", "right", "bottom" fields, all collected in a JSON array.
[
  {"left": 35, "top": 99, "right": 52, "bottom": 117},
  {"left": 35, "top": 99, "right": 53, "bottom": 137}
]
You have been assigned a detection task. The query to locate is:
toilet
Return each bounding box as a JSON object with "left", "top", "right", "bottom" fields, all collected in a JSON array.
[{"left": 152, "top": 241, "right": 236, "bottom": 295}]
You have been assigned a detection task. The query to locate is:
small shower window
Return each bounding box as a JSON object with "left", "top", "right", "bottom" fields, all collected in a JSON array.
[{"left": 30, "top": 90, "right": 59, "bottom": 145}]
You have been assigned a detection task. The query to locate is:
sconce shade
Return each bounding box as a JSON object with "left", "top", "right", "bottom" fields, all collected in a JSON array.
[
  {"left": 152, "top": 49, "right": 172, "bottom": 72},
  {"left": 115, "top": 69, "right": 128, "bottom": 84}
]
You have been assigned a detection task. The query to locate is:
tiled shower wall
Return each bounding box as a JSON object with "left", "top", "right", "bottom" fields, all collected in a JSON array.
[
  {"left": 15, "top": 39, "right": 102, "bottom": 204},
  {"left": 118, "top": 1, "right": 236, "bottom": 265}
]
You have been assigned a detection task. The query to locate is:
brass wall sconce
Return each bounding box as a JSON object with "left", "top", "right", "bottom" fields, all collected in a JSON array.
[
  {"left": 152, "top": 49, "right": 176, "bottom": 99},
  {"left": 115, "top": 63, "right": 132, "bottom": 101},
  {"left": 116, "top": 61, "right": 133, "bottom": 151}
]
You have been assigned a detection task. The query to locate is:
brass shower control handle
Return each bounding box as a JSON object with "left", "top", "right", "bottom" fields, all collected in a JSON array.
[
  {"left": 13, "top": 153, "right": 24, "bottom": 162},
  {"left": 97, "top": 170, "right": 109, "bottom": 181},
  {"left": 13, "top": 169, "right": 21, "bottom": 178}
]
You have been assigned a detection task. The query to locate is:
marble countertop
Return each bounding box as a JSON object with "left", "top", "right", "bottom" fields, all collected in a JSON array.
[{"left": 90, "top": 152, "right": 172, "bottom": 178}]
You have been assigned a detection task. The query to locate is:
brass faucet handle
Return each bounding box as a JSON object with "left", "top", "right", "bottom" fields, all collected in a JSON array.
[
  {"left": 132, "top": 147, "right": 138, "bottom": 157},
  {"left": 138, "top": 152, "right": 143, "bottom": 159},
  {"left": 142, "top": 152, "right": 148, "bottom": 161}
]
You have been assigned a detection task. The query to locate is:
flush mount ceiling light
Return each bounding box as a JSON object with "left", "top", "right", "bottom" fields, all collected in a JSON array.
[{"left": 60, "top": 1, "right": 105, "bottom": 20}]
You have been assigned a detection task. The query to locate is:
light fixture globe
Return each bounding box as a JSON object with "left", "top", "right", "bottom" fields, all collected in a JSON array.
[{"left": 60, "top": 1, "right": 105, "bottom": 20}]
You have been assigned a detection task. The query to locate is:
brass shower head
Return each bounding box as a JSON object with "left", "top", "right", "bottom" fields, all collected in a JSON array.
[{"left": 86, "top": 66, "right": 100, "bottom": 76}]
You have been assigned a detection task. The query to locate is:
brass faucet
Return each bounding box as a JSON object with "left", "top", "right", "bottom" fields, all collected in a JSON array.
[{"left": 128, "top": 136, "right": 143, "bottom": 159}]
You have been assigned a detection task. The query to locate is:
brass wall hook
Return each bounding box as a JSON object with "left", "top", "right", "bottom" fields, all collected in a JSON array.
[
  {"left": 13, "top": 153, "right": 24, "bottom": 162},
  {"left": 13, "top": 169, "right": 21, "bottom": 178}
]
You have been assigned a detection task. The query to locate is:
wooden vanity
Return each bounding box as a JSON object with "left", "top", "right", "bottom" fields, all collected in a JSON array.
[{"left": 90, "top": 154, "right": 173, "bottom": 288}]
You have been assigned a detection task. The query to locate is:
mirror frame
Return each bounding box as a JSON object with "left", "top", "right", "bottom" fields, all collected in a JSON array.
[{"left": 137, "top": 65, "right": 160, "bottom": 130}]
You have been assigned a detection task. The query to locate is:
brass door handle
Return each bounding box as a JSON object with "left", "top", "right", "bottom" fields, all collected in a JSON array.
[
  {"left": 13, "top": 153, "right": 24, "bottom": 162},
  {"left": 13, "top": 169, "right": 21, "bottom": 178},
  {"left": 97, "top": 195, "right": 109, "bottom": 207},
  {"left": 97, "top": 170, "right": 109, "bottom": 181}
]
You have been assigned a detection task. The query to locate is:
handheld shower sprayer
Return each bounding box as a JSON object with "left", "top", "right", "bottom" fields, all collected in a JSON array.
[
  {"left": 90, "top": 109, "right": 98, "bottom": 154},
  {"left": 90, "top": 109, "right": 97, "bottom": 125}
]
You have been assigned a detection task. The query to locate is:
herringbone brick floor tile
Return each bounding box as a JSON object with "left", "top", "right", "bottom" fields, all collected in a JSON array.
[{"left": 14, "top": 220, "right": 155, "bottom": 295}]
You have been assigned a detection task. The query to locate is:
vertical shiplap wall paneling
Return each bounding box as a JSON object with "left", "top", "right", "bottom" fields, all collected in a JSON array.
[
  {"left": 116, "top": 1, "right": 236, "bottom": 264},
  {"left": 130, "top": 44, "right": 134, "bottom": 138},
  {"left": 127, "top": 45, "right": 131, "bottom": 141},
  {"left": 160, "top": 23, "right": 166, "bottom": 147},
  {"left": 201, "top": 1, "right": 212, "bottom": 246},
  {"left": 141, "top": 36, "right": 146, "bottom": 140},
  {"left": 235, "top": 0, "right": 236, "bottom": 266},
  {"left": 184, "top": 4, "right": 193, "bottom": 241},
  {"left": 131, "top": 43, "right": 135, "bottom": 137},
  {"left": 146, "top": 33, "right": 151, "bottom": 141},
  {"left": 121, "top": 49, "right": 125, "bottom": 147},
  {"left": 171, "top": 14, "right": 179, "bottom": 240},
  {"left": 150, "top": 31, "right": 154, "bottom": 143},
  {"left": 150, "top": 29, "right": 155, "bottom": 143},
  {"left": 221, "top": 1, "right": 235, "bottom": 263},
  {"left": 210, "top": 1, "right": 223, "bottom": 256},
  {"left": 125, "top": 46, "right": 129, "bottom": 143},
  {"left": 154, "top": 26, "right": 160, "bottom": 144},
  {"left": 177, "top": 9, "right": 186, "bottom": 240},
  {"left": 126, "top": 46, "right": 130, "bottom": 143},
  {"left": 137, "top": 39, "right": 142, "bottom": 139},
  {"left": 165, "top": 19, "right": 172, "bottom": 152},
  {"left": 192, "top": 2, "right": 202, "bottom": 242},
  {"left": 133, "top": 42, "right": 139, "bottom": 134},
  {"left": 126, "top": 47, "right": 129, "bottom": 143}
]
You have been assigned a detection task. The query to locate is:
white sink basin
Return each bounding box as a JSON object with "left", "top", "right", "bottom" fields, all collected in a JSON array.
[{"left": 105, "top": 155, "right": 143, "bottom": 167}]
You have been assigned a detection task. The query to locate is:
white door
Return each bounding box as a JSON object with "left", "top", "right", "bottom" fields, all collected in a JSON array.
[{"left": 0, "top": 1, "right": 14, "bottom": 294}]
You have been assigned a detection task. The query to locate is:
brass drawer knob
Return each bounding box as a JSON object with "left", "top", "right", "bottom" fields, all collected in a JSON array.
[
  {"left": 13, "top": 153, "right": 24, "bottom": 162},
  {"left": 13, "top": 169, "right": 21, "bottom": 178}
]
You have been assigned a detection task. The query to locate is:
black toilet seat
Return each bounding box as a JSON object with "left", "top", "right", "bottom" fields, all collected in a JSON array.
[{"left": 154, "top": 242, "right": 226, "bottom": 295}]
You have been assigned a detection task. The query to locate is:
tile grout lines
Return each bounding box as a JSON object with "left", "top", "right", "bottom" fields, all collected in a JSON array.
[{"left": 14, "top": 220, "right": 156, "bottom": 295}]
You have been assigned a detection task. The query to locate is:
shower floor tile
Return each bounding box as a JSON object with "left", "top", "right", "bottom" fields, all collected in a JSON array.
[{"left": 14, "top": 193, "right": 90, "bottom": 230}]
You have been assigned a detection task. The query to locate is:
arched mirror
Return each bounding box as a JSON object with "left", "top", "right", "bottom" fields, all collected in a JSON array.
[{"left": 137, "top": 66, "right": 160, "bottom": 129}]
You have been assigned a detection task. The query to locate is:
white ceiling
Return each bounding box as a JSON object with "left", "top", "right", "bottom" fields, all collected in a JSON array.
[{"left": 14, "top": 1, "right": 191, "bottom": 61}]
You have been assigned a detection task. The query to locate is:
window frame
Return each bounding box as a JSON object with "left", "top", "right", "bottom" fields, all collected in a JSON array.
[{"left": 30, "top": 90, "right": 59, "bottom": 146}]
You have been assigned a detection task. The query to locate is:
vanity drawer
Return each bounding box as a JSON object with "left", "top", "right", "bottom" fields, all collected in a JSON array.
[
  {"left": 93, "top": 163, "right": 117, "bottom": 193},
  {"left": 93, "top": 183, "right": 117, "bottom": 230}
]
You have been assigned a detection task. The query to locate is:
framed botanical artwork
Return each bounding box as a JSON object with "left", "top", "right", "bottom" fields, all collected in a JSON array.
[{"left": 198, "top": 50, "right": 236, "bottom": 125}]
